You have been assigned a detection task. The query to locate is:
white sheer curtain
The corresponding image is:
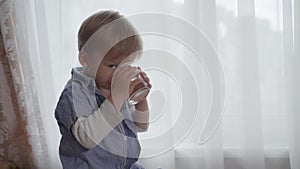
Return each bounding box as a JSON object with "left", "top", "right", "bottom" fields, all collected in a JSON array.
[
  {"left": 5, "top": 0, "right": 61, "bottom": 168},
  {"left": 0, "top": 0, "right": 57, "bottom": 168},
  {"left": 40, "top": 0, "right": 299, "bottom": 169}
]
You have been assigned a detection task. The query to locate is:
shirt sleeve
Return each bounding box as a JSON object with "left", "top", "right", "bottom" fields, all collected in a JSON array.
[
  {"left": 55, "top": 91, "right": 78, "bottom": 132},
  {"left": 55, "top": 82, "right": 124, "bottom": 149},
  {"left": 130, "top": 108, "right": 149, "bottom": 132},
  {"left": 71, "top": 100, "right": 124, "bottom": 149}
]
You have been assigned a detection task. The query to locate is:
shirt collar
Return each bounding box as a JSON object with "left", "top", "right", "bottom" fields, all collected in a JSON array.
[
  {"left": 71, "top": 67, "right": 96, "bottom": 90},
  {"left": 72, "top": 67, "right": 107, "bottom": 99}
]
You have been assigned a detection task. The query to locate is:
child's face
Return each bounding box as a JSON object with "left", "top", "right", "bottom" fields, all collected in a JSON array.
[{"left": 95, "top": 52, "right": 133, "bottom": 91}]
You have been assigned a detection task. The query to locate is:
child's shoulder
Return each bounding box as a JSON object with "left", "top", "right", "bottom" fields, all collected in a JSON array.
[
  {"left": 58, "top": 78, "right": 84, "bottom": 101},
  {"left": 56, "top": 67, "right": 98, "bottom": 111},
  {"left": 56, "top": 79, "right": 73, "bottom": 104}
]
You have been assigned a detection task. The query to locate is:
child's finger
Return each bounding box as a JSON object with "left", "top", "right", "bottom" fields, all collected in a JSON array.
[
  {"left": 140, "top": 71, "right": 150, "bottom": 83},
  {"left": 140, "top": 71, "right": 147, "bottom": 76},
  {"left": 142, "top": 76, "right": 150, "bottom": 83},
  {"left": 130, "top": 78, "right": 142, "bottom": 87}
]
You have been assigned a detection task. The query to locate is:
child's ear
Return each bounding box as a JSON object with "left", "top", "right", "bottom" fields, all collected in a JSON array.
[{"left": 78, "top": 51, "right": 88, "bottom": 67}]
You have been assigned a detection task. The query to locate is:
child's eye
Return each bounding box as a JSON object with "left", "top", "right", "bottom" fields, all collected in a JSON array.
[{"left": 108, "top": 64, "right": 117, "bottom": 69}]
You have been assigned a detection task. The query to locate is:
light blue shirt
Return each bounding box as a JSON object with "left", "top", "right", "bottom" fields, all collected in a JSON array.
[{"left": 55, "top": 67, "right": 144, "bottom": 169}]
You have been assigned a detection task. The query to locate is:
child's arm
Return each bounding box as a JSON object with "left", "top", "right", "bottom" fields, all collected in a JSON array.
[
  {"left": 130, "top": 70, "right": 151, "bottom": 132},
  {"left": 71, "top": 100, "right": 124, "bottom": 149},
  {"left": 132, "top": 99, "right": 149, "bottom": 132},
  {"left": 55, "top": 85, "right": 125, "bottom": 150},
  {"left": 71, "top": 66, "right": 138, "bottom": 149}
]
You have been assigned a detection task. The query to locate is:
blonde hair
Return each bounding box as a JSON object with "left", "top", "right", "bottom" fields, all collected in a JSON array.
[{"left": 77, "top": 10, "right": 142, "bottom": 59}]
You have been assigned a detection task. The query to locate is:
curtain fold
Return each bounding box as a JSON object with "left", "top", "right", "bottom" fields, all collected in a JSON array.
[
  {"left": 284, "top": 0, "right": 300, "bottom": 168},
  {"left": 0, "top": 19, "right": 35, "bottom": 169},
  {"left": 0, "top": 0, "right": 50, "bottom": 168},
  {"left": 198, "top": 0, "right": 225, "bottom": 169},
  {"left": 236, "top": 0, "right": 266, "bottom": 169},
  {"left": 292, "top": 1, "right": 300, "bottom": 168}
]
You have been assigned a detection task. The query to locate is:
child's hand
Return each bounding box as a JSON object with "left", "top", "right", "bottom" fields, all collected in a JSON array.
[
  {"left": 130, "top": 69, "right": 152, "bottom": 102},
  {"left": 133, "top": 70, "right": 151, "bottom": 126},
  {"left": 128, "top": 71, "right": 151, "bottom": 96},
  {"left": 109, "top": 65, "right": 140, "bottom": 111},
  {"left": 139, "top": 70, "right": 152, "bottom": 89}
]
